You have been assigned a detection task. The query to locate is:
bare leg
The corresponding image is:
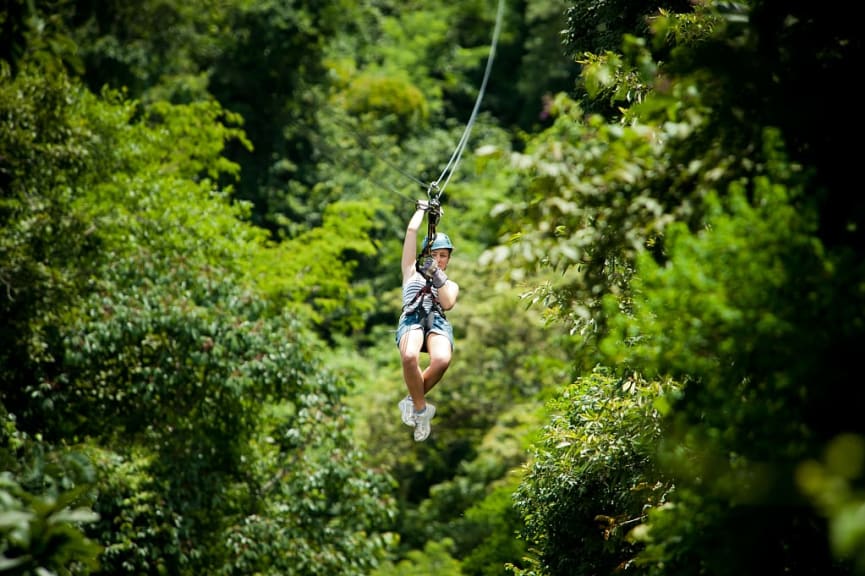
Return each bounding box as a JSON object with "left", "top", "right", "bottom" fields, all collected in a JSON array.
[
  {"left": 422, "top": 332, "right": 452, "bottom": 394},
  {"left": 399, "top": 328, "right": 427, "bottom": 411}
]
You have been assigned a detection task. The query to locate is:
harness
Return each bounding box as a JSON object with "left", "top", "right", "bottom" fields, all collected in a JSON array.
[
  {"left": 403, "top": 279, "right": 446, "bottom": 331},
  {"left": 404, "top": 190, "right": 446, "bottom": 331}
]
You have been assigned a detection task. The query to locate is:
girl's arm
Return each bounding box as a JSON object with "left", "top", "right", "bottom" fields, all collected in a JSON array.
[{"left": 402, "top": 203, "right": 427, "bottom": 282}]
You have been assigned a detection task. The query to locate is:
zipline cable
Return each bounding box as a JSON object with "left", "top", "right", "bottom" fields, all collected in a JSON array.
[
  {"left": 419, "top": 0, "right": 504, "bottom": 259},
  {"left": 427, "top": 0, "right": 505, "bottom": 203},
  {"left": 316, "top": 0, "right": 506, "bottom": 217}
]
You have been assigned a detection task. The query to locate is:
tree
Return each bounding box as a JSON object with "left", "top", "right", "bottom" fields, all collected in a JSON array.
[
  {"left": 1, "top": 64, "right": 398, "bottom": 575},
  {"left": 511, "top": 369, "right": 672, "bottom": 576},
  {"left": 563, "top": 0, "right": 694, "bottom": 56},
  {"left": 0, "top": 411, "right": 103, "bottom": 574},
  {"left": 504, "top": 1, "right": 865, "bottom": 574},
  {"left": 603, "top": 178, "right": 864, "bottom": 575}
]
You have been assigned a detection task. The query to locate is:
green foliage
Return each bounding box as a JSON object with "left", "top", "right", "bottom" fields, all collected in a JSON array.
[
  {"left": 25, "top": 2, "right": 865, "bottom": 576},
  {"left": 52, "top": 249, "right": 399, "bottom": 575},
  {"left": 330, "top": 253, "right": 567, "bottom": 573},
  {"left": 84, "top": 446, "right": 183, "bottom": 575},
  {"left": 578, "top": 36, "right": 656, "bottom": 116},
  {"left": 0, "top": 0, "right": 81, "bottom": 77},
  {"left": 509, "top": 1, "right": 865, "bottom": 574},
  {"left": 459, "top": 473, "right": 528, "bottom": 576},
  {"left": 215, "top": 378, "right": 399, "bottom": 576},
  {"left": 63, "top": 0, "right": 367, "bottom": 234},
  {"left": 1, "top": 3, "right": 577, "bottom": 576},
  {"left": 0, "top": 0, "right": 32, "bottom": 74},
  {"left": 343, "top": 73, "right": 430, "bottom": 139},
  {"left": 568, "top": 2, "right": 738, "bottom": 121},
  {"left": 638, "top": 0, "right": 862, "bottom": 248},
  {"left": 0, "top": 65, "right": 256, "bottom": 376},
  {"left": 497, "top": 0, "right": 580, "bottom": 130},
  {"left": 371, "top": 538, "right": 463, "bottom": 576},
  {"left": 442, "top": 271, "right": 571, "bottom": 409},
  {"left": 204, "top": 0, "right": 361, "bottom": 232},
  {"left": 0, "top": 415, "right": 102, "bottom": 575},
  {"left": 372, "top": 3, "right": 459, "bottom": 106},
  {"left": 511, "top": 369, "right": 673, "bottom": 576},
  {"left": 0, "top": 66, "right": 110, "bottom": 418},
  {"left": 2, "top": 60, "right": 398, "bottom": 575},
  {"left": 648, "top": 5, "right": 730, "bottom": 48},
  {"left": 481, "top": 93, "right": 690, "bottom": 357},
  {"left": 563, "top": 0, "right": 694, "bottom": 56},
  {"left": 0, "top": 475, "right": 102, "bottom": 575},
  {"left": 218, "top": 398, "right": 399, "bottom": 576},
  {"left": 251, "top": 199, "right": 382, "bottom": 338},
  {"left": 68, "top": 0, "right": 234, "bottom": 100},
  {"left": 797, "top": 435, "right": 865, "bottom": 572},
  {"left": 600, "top": 177, "right": 864, "bottom": 575},
  {"left": 140, "top": 99, "right": 251, "bottom": 181},
  {"left": 602, "top": 175, "right": 821, "bottom": 406},
  {"left": 401, "top": 400, "right": 540, "bottom": 552}
]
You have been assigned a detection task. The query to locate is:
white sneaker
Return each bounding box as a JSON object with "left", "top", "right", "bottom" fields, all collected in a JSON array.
[
  {"left": 413, "top": 403, "right": 436, "bottom": 442},
  {"left": 398, "top": 395, "right": 414, "bottom": 427}
]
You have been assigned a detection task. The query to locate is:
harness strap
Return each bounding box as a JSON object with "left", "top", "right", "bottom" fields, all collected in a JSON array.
[
  {"left": 407, "top": 194, "right": 446, "bottom": 330},
  {"left": 416, "top": 196, "right": 441, "bottom": 269},
  {"left": 403, "top": 278, "right": 446, "bottom": 320}
]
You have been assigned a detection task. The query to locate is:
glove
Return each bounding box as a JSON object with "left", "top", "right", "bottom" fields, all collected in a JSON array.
[
  {"left": 416, "top": 199, "right": 429, "bottom": 212},
  {"left": 430, "top": 268, "right": 448, "bottom": 288},
  {"left": 418, "top": 256, "right": 449, "bottom": 288},
  {"left": 418, "top": 256, "right": 437, "bottom": 278}
]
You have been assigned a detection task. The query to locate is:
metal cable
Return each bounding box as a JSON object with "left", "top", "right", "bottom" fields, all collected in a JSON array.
[{"left": 429, "top": 0, "right": 505, "bottom": 201}]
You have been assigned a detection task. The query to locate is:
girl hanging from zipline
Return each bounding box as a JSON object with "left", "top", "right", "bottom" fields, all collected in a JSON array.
[
  {"left": 386, "top": 0, "right": 501, "bottom": 443},
  {"left": 395, "top": 199, "right": 459, "bottom": 441}
]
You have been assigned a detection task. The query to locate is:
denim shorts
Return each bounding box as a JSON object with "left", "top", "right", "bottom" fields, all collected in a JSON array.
[{"left": 395, "top": 311, "right": 454, "bottom": 351}]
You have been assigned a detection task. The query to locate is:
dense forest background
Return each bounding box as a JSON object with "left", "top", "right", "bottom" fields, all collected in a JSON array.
[{"left": 1, "top": 0, "right": 863, "bottom": 574}]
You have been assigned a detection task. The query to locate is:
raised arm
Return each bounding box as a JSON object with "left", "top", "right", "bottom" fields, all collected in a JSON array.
[{"left": 402, "top": 201, "right": 428, "bottom": 282}]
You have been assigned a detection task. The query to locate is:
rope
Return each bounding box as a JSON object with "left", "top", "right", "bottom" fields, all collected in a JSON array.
[{"left": 428, "top": 0, "right": 505, "bottom": 202}]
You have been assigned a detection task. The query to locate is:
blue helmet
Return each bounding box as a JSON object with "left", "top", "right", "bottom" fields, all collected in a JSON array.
[{"left": 421, "top": 233, "right": 454, "bottom": 252}]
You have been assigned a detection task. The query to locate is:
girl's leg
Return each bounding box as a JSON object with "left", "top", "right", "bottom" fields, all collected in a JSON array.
[
  {"left": 399, "top": 328, "right": 428, "bottom": 410},
  {"left": 422, "top": 332, "right": 452, "bottom": 393}
]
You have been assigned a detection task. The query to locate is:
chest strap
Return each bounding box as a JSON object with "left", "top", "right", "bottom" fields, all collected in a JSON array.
[{"left": 403, "top": 279, "right": 446, "bottom": 320}]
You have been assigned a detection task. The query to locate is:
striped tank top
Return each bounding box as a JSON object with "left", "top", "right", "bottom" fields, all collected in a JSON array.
[{"left": 402, "top": 272, "right": 438, "bottom": 316}]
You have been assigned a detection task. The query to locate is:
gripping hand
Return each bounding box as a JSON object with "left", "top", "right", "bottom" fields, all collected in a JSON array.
[
  {"left": 416, "top": 199, "right": 443, "bottom": 219},
  {"left": 418, "top": 256, "right": 437, "bottom": 278},
  {"left": 418, "top": 256, "right": 448, "bottom": 288}
]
